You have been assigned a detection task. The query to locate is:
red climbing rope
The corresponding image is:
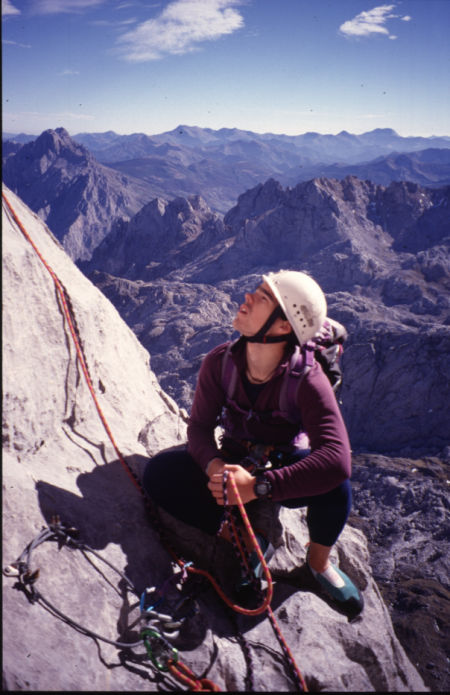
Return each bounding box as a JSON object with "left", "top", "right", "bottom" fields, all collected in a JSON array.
[
  {"left": 3, "top": 189, "right": 307, "bottom": 691},
  {"left": 169, "top": 660, "right": 221, "bottom": 692}
]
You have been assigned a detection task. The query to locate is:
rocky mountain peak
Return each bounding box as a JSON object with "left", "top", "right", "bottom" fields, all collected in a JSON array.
[
  {"left": 25, "top": 127, "right": 92, "bottom": 169},
  {"left": 224, "top": 177, "right": 285, "bottom": 227},
  {"left": 367, "top": 127, "right": 399, "bottom": 137},
  {"left": 2, "top": 130, "right": 157, "bottom": 262},
  {"left": 2, "top": 128, "right": 90, "bottom": 188},
  {"left": 220, "top": 176, "right": 449, "bottom": 286},
  {"left": 82, "top": 192, "right": 226, "bottom": 280}
]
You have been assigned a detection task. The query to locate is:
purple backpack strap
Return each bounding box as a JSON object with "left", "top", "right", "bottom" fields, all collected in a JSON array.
[
  {"left": 278, "top": 343, "right": 315, "bottom": 422},
  {"left": 221, "top": 341, "right": 238, "bottom": 401}
]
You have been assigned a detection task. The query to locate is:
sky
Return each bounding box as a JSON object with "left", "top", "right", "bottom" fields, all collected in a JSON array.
[{"left": 2, "top": 0, "right": 450, "bottom": 138}]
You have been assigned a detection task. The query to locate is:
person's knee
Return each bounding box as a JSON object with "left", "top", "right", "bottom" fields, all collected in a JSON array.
[
  {"left": 143, "top": 449, "right": 191, "bottom": 498},
  {"left": 336, "top": 478, "right": 352, "bottom": 514},
  {"left": 306, "top": 480, "right": 353, "bottom": 546}
]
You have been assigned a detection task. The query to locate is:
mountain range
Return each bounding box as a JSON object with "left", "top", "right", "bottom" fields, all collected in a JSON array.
[{"left": 4, "top": 126, "right": 450, "bottom": 219}]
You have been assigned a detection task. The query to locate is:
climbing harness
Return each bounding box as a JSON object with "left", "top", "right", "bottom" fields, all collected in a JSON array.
[{"left": 3, "top": 190, "right": 307, "bottom": 691}]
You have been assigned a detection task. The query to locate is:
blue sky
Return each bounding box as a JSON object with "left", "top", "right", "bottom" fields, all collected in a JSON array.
[{"left": 2, "top": 0, "right": 450, "bottom": 137}]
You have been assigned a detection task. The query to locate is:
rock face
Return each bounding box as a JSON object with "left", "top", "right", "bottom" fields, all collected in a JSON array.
[
  {"left": 350, "top": 453, "right": 450, "bottom": 691},
  {"left": 2, "top": 128, "right": 156, "bottom": 261},
  {"left": 2, "top": 186, "right": 427, "bottom": 692},
  {"left": 81, "top": 193, "right": 228, "bottom": 280}
]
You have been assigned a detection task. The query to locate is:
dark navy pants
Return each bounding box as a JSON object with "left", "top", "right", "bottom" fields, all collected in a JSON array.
[{"left": 143, "top": 449, "right": 352, "bottom": 547}]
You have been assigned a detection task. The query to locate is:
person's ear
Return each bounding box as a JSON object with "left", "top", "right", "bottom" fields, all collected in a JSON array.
[{"left": 279, "top": 319, "right": 293, "bottom": 336}]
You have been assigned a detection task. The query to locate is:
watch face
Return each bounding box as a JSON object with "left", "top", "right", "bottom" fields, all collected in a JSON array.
[{"left": 255, "top": 478, "right": 271, "bottom": 497}]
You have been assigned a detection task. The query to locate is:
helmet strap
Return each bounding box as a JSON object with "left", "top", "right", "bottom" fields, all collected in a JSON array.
[{"left": 245, "top": 305, "right": 291, "bottom": 344}]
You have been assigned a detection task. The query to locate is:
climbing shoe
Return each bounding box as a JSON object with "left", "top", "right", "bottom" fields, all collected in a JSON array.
[
  {"left": 236, "top": 533, "right": 275, "bottom": 591},
  {"left": 233, "top": 533, "right": 274, "bottom": 609},
  {"left": 308, "top": 561, "right": 364, "bottom": 617}
]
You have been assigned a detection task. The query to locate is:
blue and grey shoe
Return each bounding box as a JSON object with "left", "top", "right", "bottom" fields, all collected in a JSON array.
[{"left": 308, "top": 561, "right": 364, "bottom": 616}]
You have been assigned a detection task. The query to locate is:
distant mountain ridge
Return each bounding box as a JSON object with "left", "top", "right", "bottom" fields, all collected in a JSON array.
[
  {"left": 72, "top": 126, "right": 450, "bottom": 211},
  {"left": 4, "top": 125, "right": 450, "bottom": 214},
  {"left": 72, "top": 125, "right": 450, "bottom": 164},
  {"left": 281, "top": 148, "right": 450, "bottom": 189}
]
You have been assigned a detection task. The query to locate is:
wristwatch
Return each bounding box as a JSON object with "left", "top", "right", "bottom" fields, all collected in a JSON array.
[{"left": 254, "top": 472, "right": 272, "bottom": 499}]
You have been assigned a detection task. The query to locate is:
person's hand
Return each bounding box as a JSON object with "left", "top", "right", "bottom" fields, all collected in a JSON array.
[
  {"left": 207, "top": 463, "right": 256, "bottom": 506},
  {"left": 206, "top": 457, "right": 227, "bottom": 478}
]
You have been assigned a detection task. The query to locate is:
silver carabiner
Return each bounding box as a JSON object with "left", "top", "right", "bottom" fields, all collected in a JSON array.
[{"left": 3, "top": 564, "right": 20, "bottom": 577}]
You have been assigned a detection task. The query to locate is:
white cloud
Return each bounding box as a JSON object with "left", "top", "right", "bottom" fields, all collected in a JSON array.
[
  {"left": 2, "top": 0, "right": 20, "bottom": 16},
  {"left": 339, "top": 3, "right": 411, "bottom": 40},
  {"left": 3, "top": 38, "right": 32, "bottom": 47},
  {"left": 30, "top": 0, "right": 106, "bottom": 14},
  {"left": 59, "top": 69, "right": 81, "bottom": 75},
  {"left": 117, "top": 0, "right": 245, "bottom": 62},
  {"left": 90, "top": 16, "right": 137, "bottom": 27}
]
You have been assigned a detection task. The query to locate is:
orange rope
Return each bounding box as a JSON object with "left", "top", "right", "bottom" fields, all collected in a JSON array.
[
  {"left": 2, "top": 191, "right": 139, "bottom": 492},
  {"left": 169, "top": 660, "right": 221, "bottom": 691},
  {"left": 187, "top": 471, "right": 274, "bottom": 617},
  {"left": 3, "top": 190, "right": 306, "bottom": 691}
]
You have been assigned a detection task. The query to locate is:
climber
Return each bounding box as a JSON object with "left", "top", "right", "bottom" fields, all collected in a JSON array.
[{"left": 143, "top": 270, "right": 363, "bottom": 615}]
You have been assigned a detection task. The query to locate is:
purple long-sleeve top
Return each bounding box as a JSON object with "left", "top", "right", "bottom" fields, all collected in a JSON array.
[{"left": 187, "top": 338, "right": 351, "bottom": 501}]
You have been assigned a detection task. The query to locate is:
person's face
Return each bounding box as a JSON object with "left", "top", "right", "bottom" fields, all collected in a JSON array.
[{"left": 233, "top": 282, "right": 281, "bottom": 337}]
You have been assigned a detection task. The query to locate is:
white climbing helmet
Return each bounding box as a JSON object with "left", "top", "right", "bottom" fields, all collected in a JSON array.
[{"left": 263, "top": 270, "right": 327, "bottom": 345}]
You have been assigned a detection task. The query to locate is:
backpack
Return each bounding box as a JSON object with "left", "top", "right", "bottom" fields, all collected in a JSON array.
[{"left": 221, "top": 318, "right": 347, "bottom": 427}]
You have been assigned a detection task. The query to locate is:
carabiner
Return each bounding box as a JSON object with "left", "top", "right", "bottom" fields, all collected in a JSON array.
[
  {"left": 141, "top": 628, "right": 178, "bottom": 671},
  {"left": 3, "top": 564, "right": 21, "bottom": 577}
]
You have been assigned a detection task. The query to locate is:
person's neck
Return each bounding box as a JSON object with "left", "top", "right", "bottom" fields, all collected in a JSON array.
[{"left": 245, "top": 340, "right": 287, "bottom": 383}]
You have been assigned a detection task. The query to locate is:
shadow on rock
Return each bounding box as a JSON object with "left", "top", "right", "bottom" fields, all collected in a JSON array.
[
  {"left": 33, "top": 454, "right": 280, "bottom": 652},
  {"left": 35, "top": 454, "right": 216, "bottom": 658},
  {"left": 36, "top": 455, "right": 174, "bottom": 593}
]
